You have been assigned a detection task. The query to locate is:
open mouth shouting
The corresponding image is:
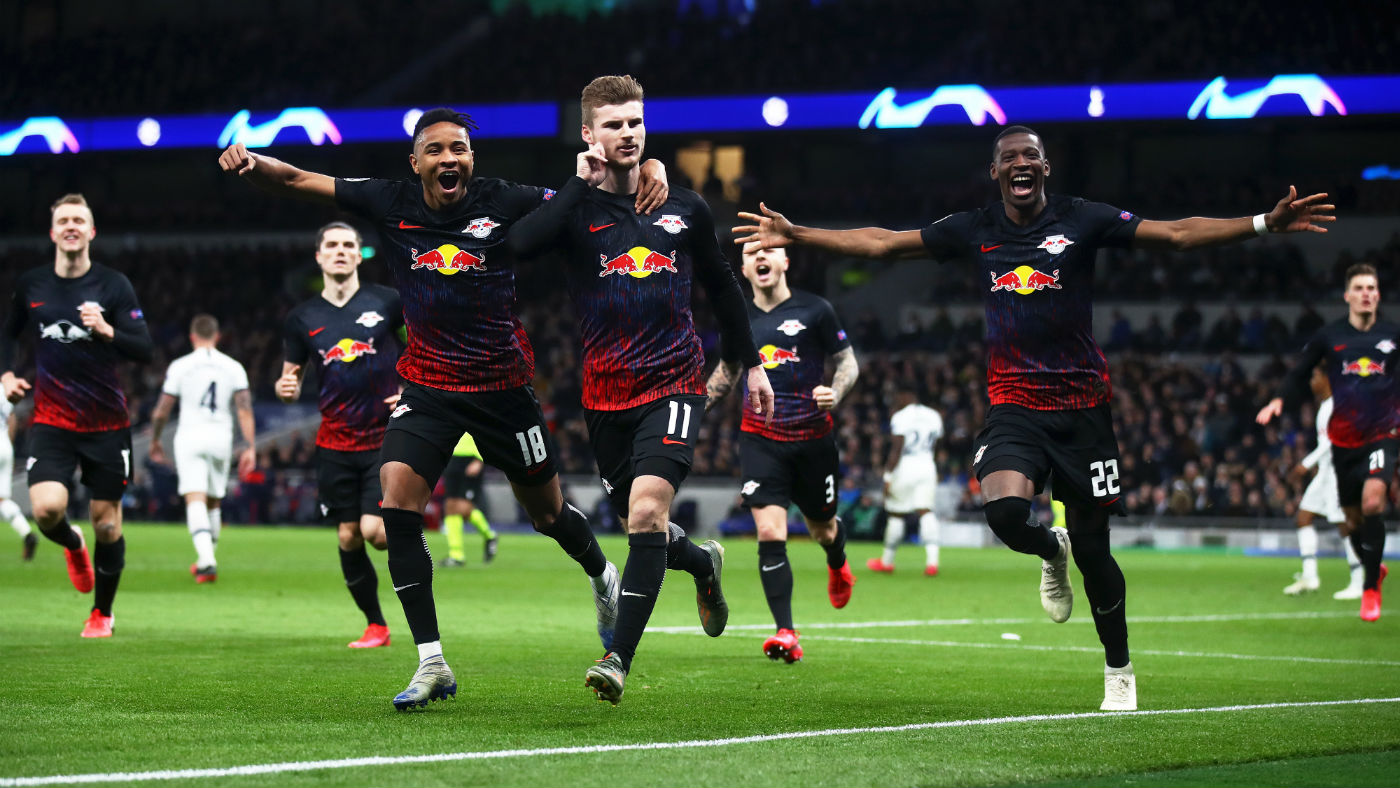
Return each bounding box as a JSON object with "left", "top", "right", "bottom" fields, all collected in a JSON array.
[
  {"left": 1009, "top": 173, "right": 1035, "bottom": 199},
  {"left": 437, "top": 169, "right": 461, "bottom": 194}
]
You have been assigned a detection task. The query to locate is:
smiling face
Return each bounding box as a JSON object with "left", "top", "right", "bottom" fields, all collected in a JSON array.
[
  {"left": 316, "top": 227, "right": 362, "bottom": 279},
  {"left": 583, "top": 101, "right": 646, "bottom": 172},
  {"left": 410, "top": 121, "right": 475, "bottom": 209},
  {"left": 741, "top": 243, "right": 788, "bottom": 290},
  {"left": 50, "top": 202, "right": 95, "bottom": 256},
  {"left": 990, "top": 132, "right": 1049, "bottom": 212}
]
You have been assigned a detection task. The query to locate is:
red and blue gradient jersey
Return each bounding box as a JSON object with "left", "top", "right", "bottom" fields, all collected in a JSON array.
[
  {"left": 335, "top": 176, "right": 553, "bottom": 392},
  {"left": 2, "top": 263, "right": 151, "bottom": 432},
  {"left": 284, "top": 284, "right": 403, "bottom": 451},
  {"left": 510, "top": 179, "right": 759, "bottom": 411},
  {"left": 1282, "top": 319, "right": 1400, "bottom": 448},
  {"left": 740, "top": 289, "right": 850, "bottom": 441},
  {"left": 920, "top": 195, "right": 1141, "bottom": 411}
]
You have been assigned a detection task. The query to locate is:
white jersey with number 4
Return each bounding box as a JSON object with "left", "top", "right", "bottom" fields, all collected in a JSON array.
[
  {"left": 886, "top": 403, "right": 942, "bottom": 514},
  {"left": 162, "top": 347, "right": 249, "bottom": 496}
]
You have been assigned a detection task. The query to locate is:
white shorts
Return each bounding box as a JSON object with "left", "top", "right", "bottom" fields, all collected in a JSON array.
[
  {"left": 0, "top": 437, "right": 13, "bottom": 499},
  {"left": 175, "top": 431, "right": 232, "bottom": 498},
  {"left": 1300, "top": 464, "right": 1344, "bottom": 524},
  {"left": 886, "top": 462, "right": 936, "bottom": 514}
]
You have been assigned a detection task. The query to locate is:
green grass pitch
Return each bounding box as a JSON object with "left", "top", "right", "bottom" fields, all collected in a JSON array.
[{"left": 1, "top": 523, "right": 1397, "bottom": 787}]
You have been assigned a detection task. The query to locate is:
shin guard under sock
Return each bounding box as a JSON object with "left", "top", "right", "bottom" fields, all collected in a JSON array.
[
  {"left": 1070, "top": 529, "right": 1129, "bottom": 668},
  {"left": 665, "top": 522, "right": 713, "bottom": 577},
  {"left": 1352, "top": 515, "right": 1387, "bottom": 590},
  {"left": 339, "top": 546, "right": 387, "bottom": 626},
  {"left": 539, "top": 502, "right": 607, "bottom": 577},
  {"left": 612, "top": 531, "right": 668, "bottom": 671},
  {"left": 382, "top": 507, "right": 439, "bottom": 644},
  {"left": 821, "top": 520, "right": 847, "bottom": 569},
  {"left": 92, "top": 536, "right": 126, "bottom": 617},
  {"left": 42, "top": 519, "right": 82, "bottom": 550},
  {"left": 759, "top": 540, "right": 795, "bottom": 631}
]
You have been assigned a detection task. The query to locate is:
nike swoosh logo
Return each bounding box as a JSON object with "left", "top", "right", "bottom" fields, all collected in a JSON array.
[
  {"left": 393, "top": 582, "right": 420, "bottom": 592},
  {"left": 980, "top": 244, "right": 1002, "bottom": 253},
  {"left": 662, "top": 436, "right": 688, "bottom": 446},
  {"left": 29, "top": 302, "right": 44, "bottom": 308},
  {"left": 308, "top": 326, "right": 326, "bottom": 336},
  {"left": 399, "top": 220, "right": 425, "bottom": 229},
  {"left": 1334, "top": 345, "right": 1347, "bottom": 351},
  {"left": 621, "top": 590, "right": 648, "bottom": 597},
  {"left": 589, "top": 223, "right": 615, "bottom": 233},
  {"left": 761, "top": 562, "right": 787, "bottom": 572},
  {"left": 1094, "top": 599, "right": 1123, "bottom": 615}
]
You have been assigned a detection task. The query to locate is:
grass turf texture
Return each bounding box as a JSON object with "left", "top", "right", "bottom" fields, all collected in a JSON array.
[{"left": 1, "top": 523, "right": 1396, "bottom": 787}]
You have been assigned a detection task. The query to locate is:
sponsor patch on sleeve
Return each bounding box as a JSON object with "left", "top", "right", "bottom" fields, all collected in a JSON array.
[{"left": 1119, "top": 211, "right": 1134, "bottom": 221}]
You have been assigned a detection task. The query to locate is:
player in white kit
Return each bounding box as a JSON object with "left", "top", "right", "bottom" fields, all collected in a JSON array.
[
  {"left": 149, "top": 315, "right": 256, "bottom": 582},
  {"left": 1285, "top": 367, "right": 1365, "bottom": 599},
  {"left": 1, "top": 398, "right": 37, "bottom": 560},
  {"left": 869, "top": 383, "right": 944, "bottom": 575}
]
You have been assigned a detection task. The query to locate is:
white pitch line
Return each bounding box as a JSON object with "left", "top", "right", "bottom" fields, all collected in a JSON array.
[
  {"left": 4, "top": 697, "right": 1397, "bottom": 787},
  {"left": 648, "top": 610, "right": 1355, "bottom": 635},
  {"left": 808, "top": 635, "right": 1400, "bottom": 667}
]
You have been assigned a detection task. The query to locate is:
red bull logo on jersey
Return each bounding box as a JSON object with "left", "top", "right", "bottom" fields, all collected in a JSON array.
[
  {"left": 1342, "top": 357, "right": 1386, "bottom": 377},
  {"left": 759, "top": 344, "right": 801, "bottom": 370},
  {"left": 989, "top": 266, "right": 1061, "bottom": 294},
  {"left": 410, "top": 244, "right": 486, "bottom": 276},
  {"left": 776, "top": 319, "right": 807, "bottom": 336},
  {"left": 320, "top": 337, "right": 377, "bottom": 365},
  {"left": 653, "top": 214, "right": 688, "bottom": 234},
  {"left": 598, "top": 247, "right": 678, "bottom": 279},
  {"left": 462, "top": 217, "right": 500, "bottom": 239},
  {"left": 1037, "top": 234, "right": 1075, "bottom": 255}
]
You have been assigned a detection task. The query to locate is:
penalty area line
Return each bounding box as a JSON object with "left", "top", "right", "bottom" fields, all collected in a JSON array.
[{"left": 3, "top": 697, "right": 1398, "bottom": 786}]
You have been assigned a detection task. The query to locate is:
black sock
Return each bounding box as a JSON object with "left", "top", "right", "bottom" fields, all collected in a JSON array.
[
  {"left": 339, "top": 547, "right": 387, "bottom": 627},
  {"left": 41, "top": 519, "right": 82, "bottom": 550},
  {"left": 538, "top": 502, "right": 607, "bottom": 577},
  {"left": 382, "top": 507, "right": 438, "bottom": 644},
  {"left": 983, "top": 497, "right": 1059, "bottom": 560},
  {"left": 92, "top": 535, "right": 126, "bottom": 617},
  {"left": 612, "top": 531, "right": 667, "bottom": 672},
  {"left": 821, "top": 520, "right": 847, "bottom": 570},
  {"left": 759, "top": 540, "right": 795, "bottom": 631},
  {"left": 1070, "top": 529, "right": 1129, "bottom": 668},
  {"left": 665, "top": 522, "right": 713, "bottom": 578},
  {"left": 1352, "top": 515, "right": 1387, "bottom": 590}
]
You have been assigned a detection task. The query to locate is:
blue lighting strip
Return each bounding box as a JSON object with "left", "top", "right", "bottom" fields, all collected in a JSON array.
[{"left": 3, "top": 74, "right": 1396, "bottom": 156}]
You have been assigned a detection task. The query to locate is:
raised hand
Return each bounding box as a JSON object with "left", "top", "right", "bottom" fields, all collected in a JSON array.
[
  {"left": 635, "top": 158, "right": 669, "bottom": 215},
  {"left": 1265, "top": 186, "right": 1335, "bottom": 234},
  {"left": 732, "top": 202, "right": 795, "bottom": 249},
  {"left": 577, "top": 143, "right": 608, "bottom": 187},
  {"left": 217, "top": 143, "right": 258, "bottom": 176},
  {"left": 1255, "top": 398, "right": 1283, "bottom": 425}
]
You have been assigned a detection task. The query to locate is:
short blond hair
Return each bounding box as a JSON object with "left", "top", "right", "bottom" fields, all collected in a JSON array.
[
  {"left": 50, "top": 193, "right": 90, "bottom": 216},
  {"left": 581, "top": 75, "right": 645, "bottom": 125}
]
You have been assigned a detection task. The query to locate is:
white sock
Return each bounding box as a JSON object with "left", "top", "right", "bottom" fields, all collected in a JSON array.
[
  {"left": 1297, "top": 525, "right": 1318, "bottom": 581},
  {"left": 920, "top": 511, "right": 940, "bottom": 567},
  {"left": 418, "top": 641, "right": 444, "bottom": 662},
  {"left": 1344, "top": 537, "right": 1364, "bottom": 586},
  {"left": 1, "top": 499, "right": 31, "bottom": 537},
  {"left": 882, "top": 513, "right": 906, "bottom": 566},
  {"left": 208, "top": 505, "right": 222, "bottom": 545},
  {"left": 186, "top": 502, "right": 216, "bottom": 568}
]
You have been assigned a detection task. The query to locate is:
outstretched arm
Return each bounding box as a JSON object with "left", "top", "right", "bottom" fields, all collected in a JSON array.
[
  {"left": 733, "top": 202, "right": 927, "bottom": 260},
  {"left": 1136, "top": 186, "right": 1334, "bottom": 252},
  {"left": 507, "top": 145, "right": 607, "bottom": 259},
  {"left": 217, "top": 143, "right": 336, "bottom": 204}
]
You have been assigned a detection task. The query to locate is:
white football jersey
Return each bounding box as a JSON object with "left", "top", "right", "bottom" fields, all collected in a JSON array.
[
  {"left": 1301, "top": 397, "right": 1334, "bottom": 473},
  {"left": 0, "top": 397, "right": 11, "bottom": 447},
  {"left": 162, "top": 347, "right": 249, "bottom": 432},
  {"left": 890, "top": 403, "right": 942, "bottom": 464}
]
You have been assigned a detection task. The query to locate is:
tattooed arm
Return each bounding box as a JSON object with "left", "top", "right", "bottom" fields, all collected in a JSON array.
[{"left": 706, "top": 360, "right": 742, "bottom": 411}]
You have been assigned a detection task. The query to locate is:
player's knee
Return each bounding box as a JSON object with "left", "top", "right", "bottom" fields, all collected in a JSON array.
[
  {"left": 93, "top": 521, "right": 122, "bottom": 544},
  {"left": 32, "top": 504, "right": 66, "bottom": 528},
  {"left": 338, "top": 523, "right": 364, "bottom": 551},
  {"left": 755, "top": 518, "right": 788, "bottom": 542},
  {"left": 982, "top": 496, "right": 1032, "bottom": 541},
  {"left": 626, "top": 494, "right": 669, "bottom": 533},
  {"left": 1361, "top": 492, "right": 1386, "bottom": 517},
  {"left": 380, "top": 461, "right": 429, "bottom": 511}
]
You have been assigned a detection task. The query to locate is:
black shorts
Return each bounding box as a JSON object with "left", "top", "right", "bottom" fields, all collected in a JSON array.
[
  {"left": 317, "top": 447, "right": 382, "bottom": 523},
  {"left": 382, "top": 382, "right": 558, "bottom": 488},
  {"left": 584, "top": 393, "right": 706, "bottom": 512},
  {"left": 739, "top": 431, "right": 840, "bottom": 522},
  {"left": 972, "top": 403, "right": 1126, "bottom": 514},
  {"left": 27, "top": 424, "right": 132, "bottom": 501},
  {"left": 1332, "top": 439, "right": 1398, "bottom": 508},
  {"left": 442, "top": 455, "right": 484, "bottom": 501}
]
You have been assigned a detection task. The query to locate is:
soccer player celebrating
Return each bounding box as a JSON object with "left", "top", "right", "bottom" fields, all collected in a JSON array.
[
  {"left": 275, "top": 222, "right": 401, "bottom": 649},
  {"left": 438, "top": 431, "right": 498, "bottom": 568},
  {"left": 148, "top": 314, "right": 257, "bottom": 583},
  {"left": 1, "top": 398, "right": 37, "bottom": 560},
  {"left": 735, "top": 126, "right": 1334, "bottom": 710},
  {"left": 1, "top": 193, "right": 153, "bottom": 638},
  {"left": 869, "top": 383, "right": 943, "bottom": 577},
  {"left": 1259, "top": 263, "right": 1395, "bottom": 621},
  {"left": 220, "top": 109, "right": 668, "bottom": 710},
  {"left": 706, "top": 243, "right": 858, "bottom": 663},
  {"left": 507, "top": 75, "right": 773, "bottom": 705}
]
